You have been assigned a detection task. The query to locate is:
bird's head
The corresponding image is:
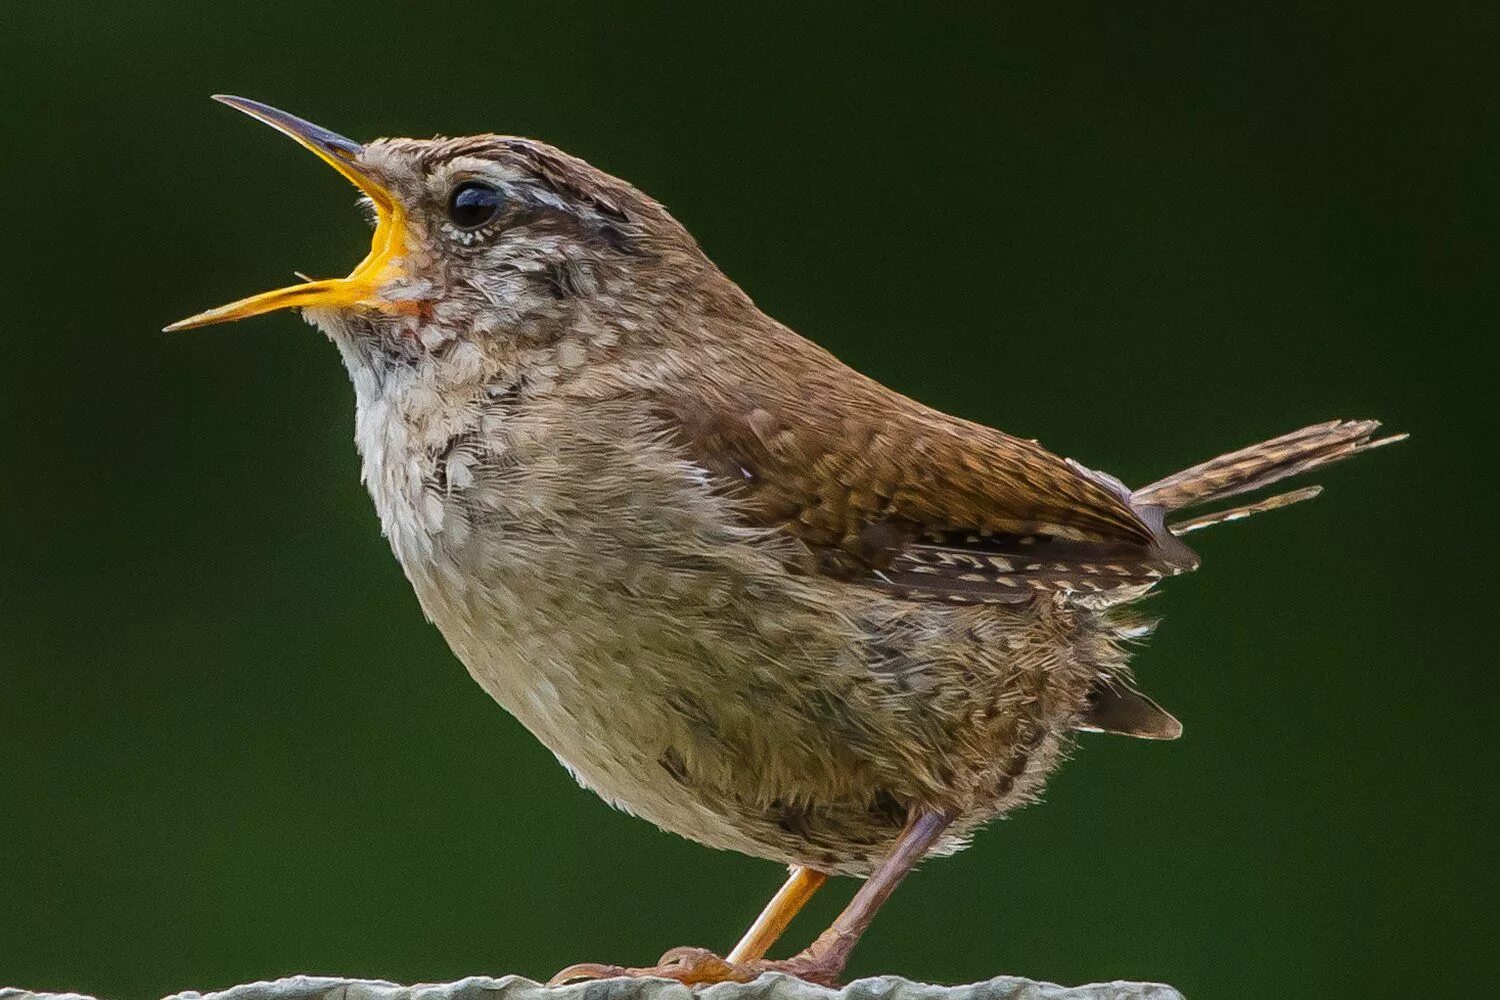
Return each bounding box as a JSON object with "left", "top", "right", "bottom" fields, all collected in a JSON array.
[{"left": 167, "top": 97, "right": 708, "bottom": 358}]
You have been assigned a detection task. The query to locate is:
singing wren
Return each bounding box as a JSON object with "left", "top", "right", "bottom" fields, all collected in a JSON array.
[{"left": 168, "top": 97, "right": 1403, "bottom": 986}]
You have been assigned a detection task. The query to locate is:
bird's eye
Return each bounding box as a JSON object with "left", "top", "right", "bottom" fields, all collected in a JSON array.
[{"left": 448, "top": 181, "right": 505, "bottom": 230}]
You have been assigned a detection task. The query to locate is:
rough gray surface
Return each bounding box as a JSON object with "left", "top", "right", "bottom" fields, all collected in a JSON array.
[{"left": 0, "top": 973, "right": 1184, "bottom": 1000}]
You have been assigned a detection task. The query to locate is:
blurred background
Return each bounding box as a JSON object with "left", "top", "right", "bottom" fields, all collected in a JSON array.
[{"left": 1, "top": 4, "right": 1494, "bottom": 999}]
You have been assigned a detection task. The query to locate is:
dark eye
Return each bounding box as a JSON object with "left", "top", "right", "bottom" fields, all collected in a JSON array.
[{"left": 448, "top": 181, "right": 505, "bottom": 230}]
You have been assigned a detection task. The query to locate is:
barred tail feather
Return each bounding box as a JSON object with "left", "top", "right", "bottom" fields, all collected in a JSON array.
[
  {"left": 1133, "top": 419, "right": 1405, "bottom": 532},
  {"left": 1167, "top": 486, "right": 1323, "bottom": 535}
]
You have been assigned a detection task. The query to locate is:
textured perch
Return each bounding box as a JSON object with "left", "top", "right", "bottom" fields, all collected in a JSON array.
[{"left": 1, "top": 973, "right": 1184, "bottom": 1000}]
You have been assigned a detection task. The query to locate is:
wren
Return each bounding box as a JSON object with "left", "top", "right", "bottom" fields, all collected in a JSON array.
[{"left": 168, "top": 97, "right": 1403, "bottom": 986}]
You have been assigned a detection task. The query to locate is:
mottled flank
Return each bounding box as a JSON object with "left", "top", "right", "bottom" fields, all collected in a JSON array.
[{"left": 272, "top": 132, "right": 1402, "bottom": 876}]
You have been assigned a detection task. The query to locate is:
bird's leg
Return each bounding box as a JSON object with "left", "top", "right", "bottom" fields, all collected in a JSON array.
[
  {"left": 771, "top": 809, "right": 954, "bottom": 983},
  {"left": 728, "top": 866, "right": 829, "bottom": 962},
  {"left": 549, "top": 865, "right": 827, "bottom": 986},
  {"left": 550, "top": 810, "right": 954, "bottom": 987}
]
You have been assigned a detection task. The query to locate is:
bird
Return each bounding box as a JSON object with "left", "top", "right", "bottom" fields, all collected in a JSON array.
[{"left": 167, "top": 96, "right": 1404, "bottom": 987}]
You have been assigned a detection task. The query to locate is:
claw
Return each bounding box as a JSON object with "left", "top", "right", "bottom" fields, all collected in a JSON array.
[
  {"left": 654, "top": 947, "right": 749, "bottom": 985},
  {"left": 548, "top": 947, "right": 843, "bottom": 989},
  {"left": 549, "top": 947, "right": 754, "bottom": 988},
  {"left": 548, "top": 963, "right": 628, "bottom": 985}
]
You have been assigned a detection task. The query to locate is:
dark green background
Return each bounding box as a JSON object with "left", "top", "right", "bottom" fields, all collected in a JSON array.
[{"left": 2, "top": 5, "right": 1493, "bottom": 999}]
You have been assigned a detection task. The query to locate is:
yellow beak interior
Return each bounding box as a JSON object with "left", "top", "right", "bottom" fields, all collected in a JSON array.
[{"left": 164, "top": 96, "right": 406, "bottom": 332}]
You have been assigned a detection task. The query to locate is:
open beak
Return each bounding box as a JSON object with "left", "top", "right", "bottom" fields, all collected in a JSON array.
[{"left": 164, "top": 96, "right": 406, "bottom": 332}]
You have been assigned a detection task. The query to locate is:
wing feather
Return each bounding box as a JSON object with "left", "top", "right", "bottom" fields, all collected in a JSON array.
[{"left": 654, "top": 325, "right": 1191, "bottom": 604}]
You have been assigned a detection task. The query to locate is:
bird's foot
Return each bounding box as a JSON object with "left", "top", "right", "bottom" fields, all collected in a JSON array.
[{"left": 550, "top": 945, "right": 844, "bottom": 988}]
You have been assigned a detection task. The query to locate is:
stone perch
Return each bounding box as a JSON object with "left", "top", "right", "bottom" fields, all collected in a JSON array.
[{"left": 1, "top": 973, "right": 1184, "bottom": 1000}]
